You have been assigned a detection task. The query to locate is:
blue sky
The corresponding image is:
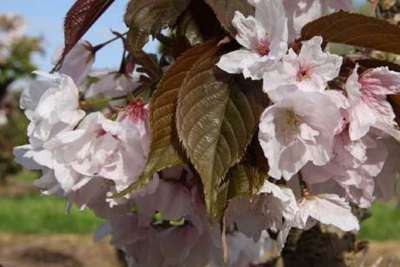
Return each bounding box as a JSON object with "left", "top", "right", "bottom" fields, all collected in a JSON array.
[
  {"left": 1, "top": 0, "right": 132, "bottom": 71},
  {"left": 1, "top": 0, "right": 366, "bottom": 71}
]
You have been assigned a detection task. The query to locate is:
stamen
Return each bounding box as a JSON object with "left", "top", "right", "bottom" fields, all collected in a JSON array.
[
  {"left": 296, "top": 66, "right": 311, "bottom": 81},
  {"left": 126, "top": 99, "right": 146, "bottom": 122},
  {"left": 256, "top": 39, "right": 271, "bottom": 56}
]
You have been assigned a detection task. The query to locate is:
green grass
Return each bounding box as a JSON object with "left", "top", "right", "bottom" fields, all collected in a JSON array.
[
  {"left": 12, "top": 169, "right": 39, "bottom": 181},
  {"left": 359, "top": 201, "right": 400, "bottom": 241},
  {"left": 0, "top": 194, "right": 103, "bottom": 234}
]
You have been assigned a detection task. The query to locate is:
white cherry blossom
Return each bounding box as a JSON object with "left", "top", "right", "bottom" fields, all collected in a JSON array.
[
  {"left": 19, "top": 72, "right": 85, "bottom": 147},
  {"left": 263, "top": 36, "right": 342, "bottom": 102},
  {"left": 85, "top": 69, "right": 142, "bottom": 98},
  {"left": 259, "top": 90, "right": 341, "bottom": 180},
  {"left": 56, "top": 41, "right": 95, "bottom": 86},
  {"left": 291, "top": 194, "right": 360, "bottom": 231},
  {"left": 45, "top": 104, "right": 149, "bottom": 193},
  {"left": 278, "top": 193, "right": 359, "bottom": 249},
  {"left": 302, "top": 131, "right": 388, "bottom": 208},
  {"left": 217, "top": 0, "right": 288, "bottom": 80}
]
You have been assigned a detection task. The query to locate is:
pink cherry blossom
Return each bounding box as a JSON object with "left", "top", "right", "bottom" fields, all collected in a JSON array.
[
  {"left": 217, "top": 0, "right": 288, "bottom": 80},
  {"left": 45, "top": 109, "right": 149, "bottom": 193},
  {"left": 56, "top": 41, "right": 95, "bottom": 86},
  {"left": 263, "top": 36, "right": 342, "bottom": 102},
  {"left": 85, "top": 69, "right": 142, "bottom": 98},
  {"left": 258, "top": 90, "right": 341, "bottom": 180},
  {"left": 346, "top": 66, "right": 400, "bottom": 141},
  {"left": 225, "top": 182, "right": 297, "bottom": 248},
  {"left": 302, "top": 130, "right": 388, "bottom": 208},
  {"left": 103, "top": 175, "right": 212, "bottom": 267}
]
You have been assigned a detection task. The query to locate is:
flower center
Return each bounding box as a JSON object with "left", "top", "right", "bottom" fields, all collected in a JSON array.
[
  {"left": 296, "top": 66, "right": 311, "bottom": 81},
  {"left": 256, "top": 39, "right": 271, "bottom": 56},
  {"left": 96, "top": 128, "right": 107, "bottom": 137},
  {"left": 284, "top": 110, "right": 300, "bottom": 130},
  {"left": 126, "top": 99, "right": 146, "bottom": 122}
]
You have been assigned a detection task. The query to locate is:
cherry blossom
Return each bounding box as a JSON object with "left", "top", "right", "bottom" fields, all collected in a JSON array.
[
  {"left": 226, "top": 180, "right": 298, "bottom": 242},
  {"left": 291, "top": 194, "right": 359, "bottom": 231},
  {"left": 217, "top": 0, "right": 288, "bottom": 80},
  {"left": 19, "top": 72, "right": 85, "bottom": 147},
  {"left": 102, "top": 173, "right": 212, "bottom": 267},
  {"left": 45, "top": 106, "right": 149, "bottom": 193},
  {"left": 258, "top": 90, "right": 341, "bottom": 180},
  {"left": 278, "top": 193, "right": 359, "bottom": 248},
  {"left": 263, "top": 36, "right": 342, "bottom": 101},
  {"left": 302, "top": 131, "right": 388, "bottom": 208},
  {"left": 56, "top": 41, "right": 95, "bottom": 86},
  {"left": 346, "top": 66, "right": 400, "bottom": 141},
  {"left": 14, "top": 72, "right": 85, "bottom": 195},
  {"left": 85, "top": 69, "right": 142, "bottom": 98}
]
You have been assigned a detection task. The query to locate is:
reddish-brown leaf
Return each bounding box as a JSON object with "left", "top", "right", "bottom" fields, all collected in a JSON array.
[
  {"left": 302, "top": 11, "right": 400, "bottom": 54},
  {"left": 124, "top": 0, "right": 191, "bottom": 52},
  {"left": 205, "top": 0, "right": 254, "bottom": 37},
  {"left": 63, "top": 0, "right": 114, "bottom": 58}
]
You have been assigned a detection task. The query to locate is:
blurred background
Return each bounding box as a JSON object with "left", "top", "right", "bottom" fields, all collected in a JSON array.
[{"left": 0, "top": 0, "right": 399, "bottom": 267}]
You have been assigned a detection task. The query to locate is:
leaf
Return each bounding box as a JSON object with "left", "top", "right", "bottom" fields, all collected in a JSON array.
[
  {"left": 176, "top": 0, "right": 225, "bottom": 46},
  {"left": 205, "top": 0, "right": 254, "bottom": 37},
  {"left": 63, "top": 0, "right": 114, "bottom": 60},
  {"left": 125, "top": 0, "right": 191, "bottom": 52},
  {"left": 114, "top": 41, "right": 218, "bottom": 198},
  {"left": 145, "top": 42, "right": 219, "bottom": 182},
  {"left": 357, "top": 59, "right": 400, "bottom": 72},
  {"left": 176, "top": 50, "right": 261, "bottom": 217},
  {"left": 131, "top": 51, "right": 162, "bottom": 82},
  {"left": 227, "top": 140, "right": 269, "bottom": 199},
  {"left": 302, "top": 11, "right": 400, "bottom": 55}
]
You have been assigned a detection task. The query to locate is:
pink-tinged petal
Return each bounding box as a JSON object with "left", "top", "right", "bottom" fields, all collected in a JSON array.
[
  {"left": 58, "top": 41, "right": 94, "bottom": 85},
  {"left": 85, "top": 70, "right": 142, "bottom": 98},
  {"left": 259, "top": 91, "right": 340, "bottom": 180},
  {"left": 263, "top": 36, "right": 342, "bottom": 98},
  {"left": 216, "top": 49, "right": 262, "bottom": 78},
  {"left": 296, "top": 194, "right": 359, "bottom": 231},
  {"left": 360, "top": 67, "right": 400, "bottom": 95},
  {"left": 232, "top": 12, "right": 258, "bottom": 50},
  {"left": 348, "top": 102, "right": 377, "bottom": 141},
  {"left": 279, "top": 141, "right": 308, "bottom": 179}
]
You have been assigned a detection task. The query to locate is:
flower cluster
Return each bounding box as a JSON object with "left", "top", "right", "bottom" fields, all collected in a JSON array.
[
  {"left": 219, "top": 0, "right": 400, "bottom": 251},
  {"left": 12, "top": 0, "right": 400, "bottom": 266}
]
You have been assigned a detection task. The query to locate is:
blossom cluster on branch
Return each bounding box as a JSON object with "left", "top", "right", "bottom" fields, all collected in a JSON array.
[{"left": 12, "top": 0, "right": 400, "bottom": 266}]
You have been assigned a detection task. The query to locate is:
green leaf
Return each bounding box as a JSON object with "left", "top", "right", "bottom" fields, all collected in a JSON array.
[
  {"left": 125, "top": 0, "right": 191, "bottom": 52},
  {"left": 302, "top": 11, "right": 400, "bottom": 55},
  {"left": 176, "top": 50, "right": 261, "bottom": 217},
  {"left": 204, "top": 0, "right": 254, "bottom": 37}
]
